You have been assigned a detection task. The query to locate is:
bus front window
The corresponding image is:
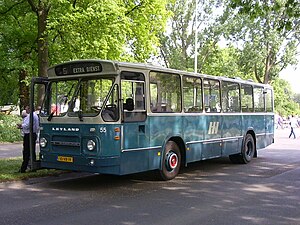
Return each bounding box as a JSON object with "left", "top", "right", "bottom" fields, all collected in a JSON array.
[
  {"left": 41, "top": 80, "right": 78, "bottom": 118},
  {"left": 41, "top": 78, "right": 117, "bottom": 119},
  {"left": 69, "top": 78, "right": 116, "bottom": 118}
]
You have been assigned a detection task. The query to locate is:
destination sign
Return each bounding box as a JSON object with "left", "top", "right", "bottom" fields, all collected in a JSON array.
[{"left": 55, "top": 62, "right": 103, "bottom": 76}]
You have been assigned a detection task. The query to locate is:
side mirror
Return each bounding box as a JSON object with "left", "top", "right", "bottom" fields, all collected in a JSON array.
[{"left": 124, "top": 98, "right": 134, "bottom": 111}]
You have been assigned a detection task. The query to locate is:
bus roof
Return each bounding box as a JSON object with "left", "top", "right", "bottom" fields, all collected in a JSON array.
[{"left": 48, "top": 59, "right": 272, "bottom": 89}]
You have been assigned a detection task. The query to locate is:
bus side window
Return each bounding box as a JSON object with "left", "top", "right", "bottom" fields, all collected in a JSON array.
[
  {"left": 254, "top": 87, "right": 264, "bottom": 112},
  {"left": 121, "top": 71, "right": 146, "bottom": 122},
  {"left": 183, "top": 76, "right": 202, "bottom": 113},
  {"left": 150, "top": 71, "right": 181, "bottom": 113},
  {"left": 203, "top": 79, "right": 221, "bottom": 113},
  {"left": 241, "top": 84, "right": 254, "bottom": 112},
  {"left": 222, "top": 81, "right": 240, "bottom": 113},
  {"left": 265, "top": 88, "right": 273, "bottom": 112}
]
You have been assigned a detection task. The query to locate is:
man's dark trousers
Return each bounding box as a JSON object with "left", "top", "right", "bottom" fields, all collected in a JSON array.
[{"left": 20, "top": 133, "right": 37, "bottom": 172}]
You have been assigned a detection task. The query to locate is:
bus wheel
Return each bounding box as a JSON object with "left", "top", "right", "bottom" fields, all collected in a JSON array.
[
  {"left": 159, "top": 141, "right": 181, "bottom": 180},
  {"left": 241, "top": 134, "right": 255, "bottom": 164},
  {"left": 229, "top": 134, "right": 255, "bottom": 164}
]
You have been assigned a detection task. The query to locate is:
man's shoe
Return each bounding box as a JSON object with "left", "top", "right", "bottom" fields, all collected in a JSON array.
[{"left": 18, "top": 169, "right": 26, "bottom": 173}]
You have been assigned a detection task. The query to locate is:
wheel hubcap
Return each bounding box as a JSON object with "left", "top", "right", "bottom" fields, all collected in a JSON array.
[{"left": 166, "top": 152, "right": 178, "bottom": 171}]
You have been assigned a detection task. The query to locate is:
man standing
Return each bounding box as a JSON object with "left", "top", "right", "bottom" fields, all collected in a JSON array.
[
  {"left": 289, "top": 115, "right": 298, "bottom": 139},
  {"left": 17, "top": 106, "right": 40, "bottom": 173}
]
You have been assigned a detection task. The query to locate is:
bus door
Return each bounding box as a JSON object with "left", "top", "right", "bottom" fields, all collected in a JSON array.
[
  {"left": 254, "top": 86, "right": 269, "bottom": 148},
  {"left": 264, "top": 88, "right": 274, "bottom": 146},
  {"left": 120, "top": 71, "right": 148, "bottom": 172},
  {"left": 30, "top": 77, "right": 49, "bottom": 170},
  {"left": 203, "top": 115, "right": 222, "bottom": 159},
  {"left": 202, "top": 79, "right": 222, "bottom": 159}
]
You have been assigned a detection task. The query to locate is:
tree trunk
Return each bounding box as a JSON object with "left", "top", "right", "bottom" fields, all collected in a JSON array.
[
  {"left": 26, "top": 1, "right": 50, "bottom": 106},
  {"left": 264, "top": 43, "right": 271, "bottom": 84},
  {"left": 36, "top": 4, "right": 49, "bottom": 106},
  {"left": 19, "top": 69, "right": 30, "bottom": 113},
  {"left": 37, "top": 5, "right": 49, "bottom": 78}
]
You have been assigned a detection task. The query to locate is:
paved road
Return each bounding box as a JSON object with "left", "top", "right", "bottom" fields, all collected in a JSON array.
[
  {"left": 0, "top": 143, "right": 22, "bottom": 158},
  {"left": 0, "top": 143, "right": 40, "bottom": 158},
  {"left": 0, "top": 129, "right": 299, "bottom": 225}
]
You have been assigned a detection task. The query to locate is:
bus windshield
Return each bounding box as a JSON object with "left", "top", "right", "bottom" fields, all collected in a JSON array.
[{"left": 41, "top": 77, "right": 116, "bottom": 119}]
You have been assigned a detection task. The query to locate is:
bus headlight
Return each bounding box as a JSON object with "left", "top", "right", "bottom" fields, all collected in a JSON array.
[
  {"left": 87, "top": 140, "right": 96, "bottom": 151},
  {"left": 40, "top": 138, "right": 47, "bottom": 148}
]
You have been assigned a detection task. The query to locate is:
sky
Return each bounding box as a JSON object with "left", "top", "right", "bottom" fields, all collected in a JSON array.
[
  {"left": 279, "top": 53, "right": 300, "bottom": 94},
  {"left": 280, "top": 66, "right": 300, "bottom": 93}
]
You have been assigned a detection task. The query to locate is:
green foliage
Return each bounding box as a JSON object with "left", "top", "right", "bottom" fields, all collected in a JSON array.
[
  {"left": 0, "top": 114, "right": 22, "bottom": 143},
  {"left": 159, "top": 0, "right": 222, "bottom": 71},
  {"left": 47, "top": 0, "right": 170, "bottom": 64},
  {"left": 0, "top": 1, "right": 37, "bottom": 105},
  {"left": 271, "top": 78, "right": 300, "bottom": 116},
  {"left": 159, "top": 0, "right": 300, "bottom": 115},
  {"left": 230, "top": 0, "right": 300, "bottom": 32},
  {"left": 201, "top": 44, "right": 248, "bottom": 78},
  {"left": 220, "top": 0, "right": 300, "bottom": 84},
  {"left": 0, "top": 157, "right": 65, "bottom": 182},
  {"left": 0, "top": 0, "right": 171, "bottom": 105}
]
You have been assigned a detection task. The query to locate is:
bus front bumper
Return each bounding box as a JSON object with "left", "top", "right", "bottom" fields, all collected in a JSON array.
[{"left": 40, "top": 153, "right": 121, "bottom": 174}]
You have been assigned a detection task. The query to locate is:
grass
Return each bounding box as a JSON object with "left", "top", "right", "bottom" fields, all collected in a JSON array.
[{"left": 0, "top": 157, "right": 65, "bottom": 182}]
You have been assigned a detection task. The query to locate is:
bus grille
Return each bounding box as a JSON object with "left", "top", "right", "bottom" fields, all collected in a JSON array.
[{"left": 51, "top": 135, "right": 81, "bottom": 155}]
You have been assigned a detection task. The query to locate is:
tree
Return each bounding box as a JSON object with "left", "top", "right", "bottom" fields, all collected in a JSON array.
[
  {"left": 294, "top": 93, "right": 300, "bottom": 105},
  {"left": 201, "top": 44, "right": 249, "bottom": 78},
  {"left": 159, "top": 0, "right": 222, "bottom": 72},
  {"left": 0, "top": 1, "right": 37, "bottom": 107},
  {"left": 223, "top": 0, "right": 300, "bottom": 84},
  {"left": 271, "top": 78, "right": 300, "bottom": 116},
  {"left": 230, "top": 0, "right": 300, "bottom": 32},
  {"left": 0, "top": 0, "right": 171, "bottom": 109}
]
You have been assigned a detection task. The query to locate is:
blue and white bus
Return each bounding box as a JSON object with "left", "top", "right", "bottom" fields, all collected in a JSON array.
[{"left": 33, "top": 59, "right": 274, "bottom": 180}]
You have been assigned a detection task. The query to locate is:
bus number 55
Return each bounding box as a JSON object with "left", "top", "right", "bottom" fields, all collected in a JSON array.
[{"left": 100, "top": 127, "right": 107, "bottom": 133}]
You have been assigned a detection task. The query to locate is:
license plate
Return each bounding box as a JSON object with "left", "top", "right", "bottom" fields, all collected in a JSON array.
[{"left": 57, "top": 156, "right": 73, "bottom": 163}]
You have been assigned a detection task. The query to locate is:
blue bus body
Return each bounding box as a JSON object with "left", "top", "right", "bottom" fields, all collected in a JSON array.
[
  {"left": 40, "top": 114, "right": 274, "bottom": 175},
  {"left": 36, "top": 60, "right": 274, "bottom": 180}
]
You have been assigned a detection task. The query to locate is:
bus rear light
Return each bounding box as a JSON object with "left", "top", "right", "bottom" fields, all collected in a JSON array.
[
  {"left": 114, "top": 127, "right": 120, "bottom": 132},
  {"left": 114, "top": 136, "right": 120, "bottom": 140}
]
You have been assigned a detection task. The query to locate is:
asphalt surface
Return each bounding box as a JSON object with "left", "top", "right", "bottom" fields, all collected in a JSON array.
[
  {"left": 0, "top": 128, "right": 299, "bottom": 225},
  {"left": 0, "top": 142, "right": 23, "bottom": 158},
  {"left": 0, "top": 142, "right": 40, "bottom": 158}
]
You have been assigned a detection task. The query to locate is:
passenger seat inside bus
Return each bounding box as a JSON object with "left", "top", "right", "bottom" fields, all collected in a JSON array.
[{"left": 154, "top": 103, "right": 173, "bottom": 112}]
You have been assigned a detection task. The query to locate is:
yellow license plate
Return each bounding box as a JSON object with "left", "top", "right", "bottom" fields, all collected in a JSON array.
[{"left": 57, "top": 156, "right": 73, "bottom": 163}]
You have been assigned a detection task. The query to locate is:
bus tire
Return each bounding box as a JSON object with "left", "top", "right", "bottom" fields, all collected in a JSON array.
[
  {"left": 229, "top": 134, "right": 255, "bottom": 164},
  {"left": 159, "top": 141, "right": 181, "bottom": 180},
  {"left": 241, "top": 134, "right": 255, "bottom": 164}
]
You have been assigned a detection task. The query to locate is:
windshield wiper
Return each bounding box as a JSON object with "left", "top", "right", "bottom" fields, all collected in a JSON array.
[
  {"left": 78, "top": 110, "right": 83, "bottom": 121},
  {"left": 47, "top": 111, "right": 55, "bottom": 121},
  {"left": 63, "top": 83, "right": 75, "bottom": 105}
]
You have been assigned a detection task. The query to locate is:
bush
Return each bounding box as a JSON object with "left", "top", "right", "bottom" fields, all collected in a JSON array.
[{"left": 0, "top": 114, "right": 23, "bottom": 142}]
